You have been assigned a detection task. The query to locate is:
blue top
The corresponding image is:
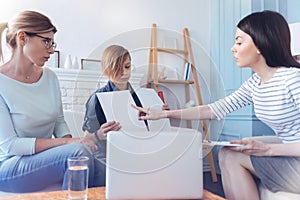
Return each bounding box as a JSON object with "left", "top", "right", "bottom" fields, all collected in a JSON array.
[{"left": 0, "top": 67, "right": 70, "bottom": 162}]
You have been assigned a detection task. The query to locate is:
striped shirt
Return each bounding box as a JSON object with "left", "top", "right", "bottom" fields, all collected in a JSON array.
[{"left": 209, "top": 67, "right": 300, "bottom": 143}]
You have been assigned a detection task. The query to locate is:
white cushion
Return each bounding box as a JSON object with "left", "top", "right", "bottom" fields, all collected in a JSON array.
[
  {"left": 63, "top": 110, "right": 85, "bottom": 138},
  {"left": 260, "top": 183, "right": 300, "bottom": 200}
]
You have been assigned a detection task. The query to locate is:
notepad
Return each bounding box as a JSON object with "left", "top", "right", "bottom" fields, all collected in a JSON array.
[
  {"left": 96, "top": 88, "right": 171, "bottom": 134},
  {"left": 203, "top": 140, "right": 243, "bottom": 147}
]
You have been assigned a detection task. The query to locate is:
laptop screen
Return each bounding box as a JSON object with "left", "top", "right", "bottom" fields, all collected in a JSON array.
[{"left": 105, "top": 128, "right": 203, "bottom": 199}]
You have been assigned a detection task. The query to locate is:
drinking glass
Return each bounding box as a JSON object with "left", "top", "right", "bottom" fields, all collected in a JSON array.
[{"left": 68, "top": 156, "right": 89, "bottom": 200}]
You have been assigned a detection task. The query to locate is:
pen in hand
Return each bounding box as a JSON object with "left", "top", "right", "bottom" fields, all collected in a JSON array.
[
  {"left": 139, "top": 108, "right": 150, "bottom": 131},
  {"left": 145, "top": 122, "right": 150, "bottom": 131},
  {"left": 131, "top": 93, "right": 150, "bottom": 132}
]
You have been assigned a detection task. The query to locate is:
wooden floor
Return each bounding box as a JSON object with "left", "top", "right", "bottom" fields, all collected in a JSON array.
[{"left": 204, "top": 172, "right": 225, "bottom": 198}]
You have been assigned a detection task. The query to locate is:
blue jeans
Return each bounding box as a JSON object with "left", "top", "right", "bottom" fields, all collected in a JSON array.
[{"left": 0, "top": 143, "right": 106, "bottom": 193}]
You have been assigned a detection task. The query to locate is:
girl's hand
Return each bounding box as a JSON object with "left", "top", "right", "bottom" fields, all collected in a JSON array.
[
  {"left": 81, "top": 121, "right": 121, "bottom": 152},
  {"left": 95, "top": 121, "right": 121, "bottom": 140},
  {"left": 228, "top": 139, "right": 271, "bottom": 156}
]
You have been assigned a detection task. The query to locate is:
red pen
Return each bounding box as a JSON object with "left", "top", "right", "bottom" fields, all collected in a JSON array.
[{"left": 158, "top": 91, "right": 165, "bottom": 103}]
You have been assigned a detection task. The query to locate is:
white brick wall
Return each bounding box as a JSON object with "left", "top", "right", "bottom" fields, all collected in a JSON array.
[{"left": 52, "top": 68, "right": 144, "bottom": 113}]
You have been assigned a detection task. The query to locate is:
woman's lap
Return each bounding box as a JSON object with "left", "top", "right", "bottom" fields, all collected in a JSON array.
[
  {"left": 251, "top": 155, "right": 300, "bottom": 193},
  {"left": 0, "top": 143, "right": 105, "bottom": 193}
]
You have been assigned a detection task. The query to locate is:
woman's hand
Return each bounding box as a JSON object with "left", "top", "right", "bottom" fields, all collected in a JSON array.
[
  {"left": 131, "top": 104, "right": 167, "bottom": 120},
  {"left": 80, "top": 133, "right": 99, "bottom": 152},
  {"left": 228, "top": 139, "right": 271, "bottom": 156},
  {"left": 162, "top": 103, "right": 170, "bottom": 111},
  {"left": 95, "top": 121, "right": 121, "bottom": 141}
]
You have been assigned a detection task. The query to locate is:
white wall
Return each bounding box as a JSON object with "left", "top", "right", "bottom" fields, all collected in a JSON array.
[{"left": 0, "top": 0, "right": 211, "bottom": 67}]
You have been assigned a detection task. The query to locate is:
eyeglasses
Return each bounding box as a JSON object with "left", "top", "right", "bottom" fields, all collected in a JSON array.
[{"left": 25, "top": 32, "right": 57, "bottom": 50}]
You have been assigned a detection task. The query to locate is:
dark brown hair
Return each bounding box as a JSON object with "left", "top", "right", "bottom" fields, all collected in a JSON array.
[{"left": 237, "top": 10, "right": 300, "bottom": 68}]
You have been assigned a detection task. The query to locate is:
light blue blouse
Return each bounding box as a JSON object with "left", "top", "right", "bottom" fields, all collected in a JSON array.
[{"left": 0, "top": 67, "right": 70, "bottom": 161}]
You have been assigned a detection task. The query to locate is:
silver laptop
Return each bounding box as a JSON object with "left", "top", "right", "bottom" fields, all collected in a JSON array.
[{"left": 105, "top": 127, "right": 203, "bottom": 199}]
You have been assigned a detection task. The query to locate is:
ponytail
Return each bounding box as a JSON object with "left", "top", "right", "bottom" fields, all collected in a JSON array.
[{"left": 0, "top": 22, "right": 8, "bottom": 63}]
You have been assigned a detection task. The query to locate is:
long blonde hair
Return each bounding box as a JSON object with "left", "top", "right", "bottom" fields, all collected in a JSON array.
[
  {"left": 0, "top": 10, "right": 57, "bottom": 62},
  {"left": 102, "top": 45, "right": 131, "bottom": 81}
]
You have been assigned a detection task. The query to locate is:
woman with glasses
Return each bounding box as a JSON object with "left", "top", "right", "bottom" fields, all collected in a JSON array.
[{"left": 0, "top": 10, "right": 120, "bottom": 193}]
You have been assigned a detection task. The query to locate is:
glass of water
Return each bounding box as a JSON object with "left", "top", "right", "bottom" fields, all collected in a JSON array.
[{"left": 68, "top": 156, "right": 89, "bottom": 200}]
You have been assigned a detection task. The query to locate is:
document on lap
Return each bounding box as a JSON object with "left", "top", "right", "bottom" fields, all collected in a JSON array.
[
  {"left": 96, "top": 88, "right": 171, "bottom": 134},
  {"left": 203, "top": 140, "right": 243, "bottom": 147}
]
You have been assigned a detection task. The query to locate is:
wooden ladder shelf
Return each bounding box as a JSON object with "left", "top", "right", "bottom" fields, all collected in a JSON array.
[{"left": 147, "top": 23, "right": 218, "bottom": 182}]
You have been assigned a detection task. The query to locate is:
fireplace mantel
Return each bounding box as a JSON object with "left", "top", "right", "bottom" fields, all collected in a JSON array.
[
  {"left": 52, "top": 68, "right": 144, "bottom": 87},
  {"left": 51, "top": 68, "right": 144, "bottom": 112}
]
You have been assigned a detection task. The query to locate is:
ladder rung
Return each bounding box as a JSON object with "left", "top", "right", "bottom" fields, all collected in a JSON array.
[{"left": 157, "top": 48, "right": 188, "bottom": 55}]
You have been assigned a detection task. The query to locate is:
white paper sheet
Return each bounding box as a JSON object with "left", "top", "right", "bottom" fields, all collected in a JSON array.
[
  {"left": 203, "top": 140, "right": 243, "bottom": 147},
  {"left": 96, "top": 88, "right": 170, "bottom": 135}
]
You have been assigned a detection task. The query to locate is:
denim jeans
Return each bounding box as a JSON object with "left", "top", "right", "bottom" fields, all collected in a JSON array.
[{"left": 0, "top": 143, "right": 106, "bottom": 193}]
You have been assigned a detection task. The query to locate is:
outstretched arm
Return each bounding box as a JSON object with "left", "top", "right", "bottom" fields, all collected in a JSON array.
[{"left": 132, "top": 104, "right": 217, "bottom": 121}]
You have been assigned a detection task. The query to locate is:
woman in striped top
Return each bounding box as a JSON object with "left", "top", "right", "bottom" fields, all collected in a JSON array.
[{"left": 133, "top": 10, "right": 300, "bottom": 199}]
